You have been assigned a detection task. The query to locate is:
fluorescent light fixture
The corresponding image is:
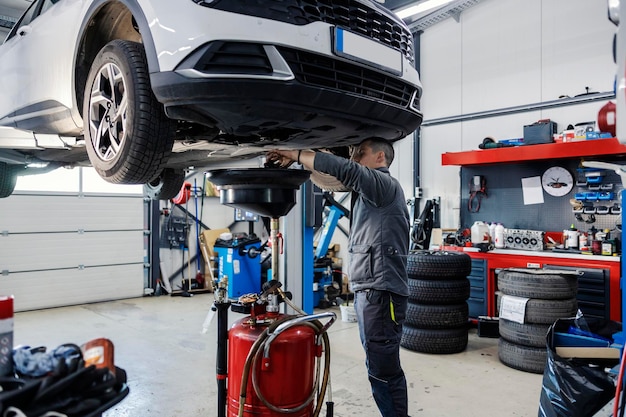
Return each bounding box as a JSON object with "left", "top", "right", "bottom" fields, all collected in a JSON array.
[{"left": 396, "top": 0, "right": 454, "bottom": 19}]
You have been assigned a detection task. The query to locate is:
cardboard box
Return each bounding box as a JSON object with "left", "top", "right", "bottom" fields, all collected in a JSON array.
[
  {"left": 553, "top": 331, "right": 622, "bottom": 359},
  {"left": 555, "top": 346, "right": 621, "bottom": 359}
]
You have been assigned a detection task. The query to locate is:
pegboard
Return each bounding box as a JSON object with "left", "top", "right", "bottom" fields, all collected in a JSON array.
[
  {"left": 460, "top": 158, "right": 623, "bottom": 237},
  {"left": 160, "top": 215, "right": 190, "bottom": 249}
]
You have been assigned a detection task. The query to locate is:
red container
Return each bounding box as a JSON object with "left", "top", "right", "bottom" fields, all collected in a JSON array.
[
  {"left": 0, "top": 296, "right": 14, "bottom": 376},
  {"left": 227, "top": 313, "right": 316, "bottom": 417}
]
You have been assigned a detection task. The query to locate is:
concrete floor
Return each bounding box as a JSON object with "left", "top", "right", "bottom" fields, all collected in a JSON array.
[{"left": 11, "top": 294, "right": 564, "bottom": 416}]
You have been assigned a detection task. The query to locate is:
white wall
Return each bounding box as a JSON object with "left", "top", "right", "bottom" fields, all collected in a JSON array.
[
  {"left": 417, "top": 0, "right": 617, "bottom": 228},
  {"left": 0, "top": 168, "right": 145, "bottom": 312}
]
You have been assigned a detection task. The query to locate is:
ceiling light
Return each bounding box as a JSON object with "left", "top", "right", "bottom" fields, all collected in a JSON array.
[{"left": 396, "top": 0, "right": 454, "bottom": 19}]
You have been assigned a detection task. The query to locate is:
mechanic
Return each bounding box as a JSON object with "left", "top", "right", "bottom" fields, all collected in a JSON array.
[{"left": 267, "top": 138, "right": 410, "bottom": 417}]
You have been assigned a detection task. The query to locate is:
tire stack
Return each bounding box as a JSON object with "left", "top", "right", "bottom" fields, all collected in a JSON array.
[
  {"left": 401, "top": 250, "right": 472, "bottom": 354},
  {"left": 497, "top": 269, "right": 578, "bottom": 374}
]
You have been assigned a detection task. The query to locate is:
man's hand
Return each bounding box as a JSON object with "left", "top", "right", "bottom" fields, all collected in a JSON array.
[{"left": 266, "top": 150, "right": 298, "bottom": 167}]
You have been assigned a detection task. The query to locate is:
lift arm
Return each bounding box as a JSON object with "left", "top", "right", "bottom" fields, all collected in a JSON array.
[{"left": 314, "top": 193, "right": 350, "bottom": 260}]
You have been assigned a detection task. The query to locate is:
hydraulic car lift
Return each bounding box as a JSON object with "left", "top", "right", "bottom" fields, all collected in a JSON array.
[{"left": 312, "top": 193, "right": 350, "bottom": 308}]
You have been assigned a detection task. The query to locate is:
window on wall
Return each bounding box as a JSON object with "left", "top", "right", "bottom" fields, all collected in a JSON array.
[
  {"left": 15, "top": 167, "right": 79, "bottom": 192},
  {"left": 15, "top": 167, "right": 142, "bottom": 195}
]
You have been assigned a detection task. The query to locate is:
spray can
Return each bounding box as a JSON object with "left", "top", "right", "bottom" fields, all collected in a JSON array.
[
  {"left": 0, "top": 296, "right": 13, "bottom": 376},
  {"left": 494, "top": 223, "right": 505, "bottom": 249}
]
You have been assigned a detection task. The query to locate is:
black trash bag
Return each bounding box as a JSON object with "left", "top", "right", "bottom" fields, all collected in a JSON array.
[{"left": 538, "top": 317, "right": 621, "bottom": 417}]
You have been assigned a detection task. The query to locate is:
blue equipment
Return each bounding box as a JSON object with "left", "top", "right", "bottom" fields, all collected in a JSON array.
[
  {"left": 214, "top": 235, "right": 262, "bottom": 299},
  {"left": 313, "top": 193, "right": 350, "bottom": 308}
]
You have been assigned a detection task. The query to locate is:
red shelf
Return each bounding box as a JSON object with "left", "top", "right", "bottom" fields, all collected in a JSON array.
[{"left": 441, "top": 137, "right": 626, "bottom": 166}]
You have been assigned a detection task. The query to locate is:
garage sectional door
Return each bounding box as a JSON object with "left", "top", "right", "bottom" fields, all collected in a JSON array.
[{"left": 0, "top": 193, "right": 145, "bottom": 312}]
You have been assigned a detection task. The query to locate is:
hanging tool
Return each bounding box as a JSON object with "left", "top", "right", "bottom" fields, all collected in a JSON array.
[
  {"left": 410, "top": 198, "right": 438, "bottom": 250},
  {"left": 182, "top": 183, "right": 193, "bottom": 297},
  {"left": 468, "top": 175, "right": 487, "bottom": 213}
]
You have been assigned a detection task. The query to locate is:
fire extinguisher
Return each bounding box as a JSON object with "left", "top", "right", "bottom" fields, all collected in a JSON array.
[{"left": 598, "top": 100, "right": 617, "bottom": 137}]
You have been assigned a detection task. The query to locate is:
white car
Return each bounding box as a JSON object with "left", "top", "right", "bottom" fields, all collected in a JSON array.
[{"left": 0, "top": 0, "right": 422, "bottom": 199}]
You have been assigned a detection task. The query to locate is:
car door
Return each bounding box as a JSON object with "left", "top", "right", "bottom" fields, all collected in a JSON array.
[{"left": 0, "top": 0, "right": 84, "bottom": 135}]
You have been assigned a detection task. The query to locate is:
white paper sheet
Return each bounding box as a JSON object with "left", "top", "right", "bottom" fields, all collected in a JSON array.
[
  {"left": 521, "top": 176, "right": 544, "bottom": 205},
  {"left": 499, "top": 294, "right": 530, "bottom": 324}
]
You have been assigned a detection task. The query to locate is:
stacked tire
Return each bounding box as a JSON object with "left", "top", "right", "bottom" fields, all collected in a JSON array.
[
  {"left": 401, "top": 250, "right": 472, "bottom": 354},
  {"left": 497, "top": 269, "right": 578, "bottom": 374}
]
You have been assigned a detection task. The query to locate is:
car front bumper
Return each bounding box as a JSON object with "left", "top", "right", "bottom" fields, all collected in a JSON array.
[{"left": 151, "top": 45, "right": 422, "bottom": 146}]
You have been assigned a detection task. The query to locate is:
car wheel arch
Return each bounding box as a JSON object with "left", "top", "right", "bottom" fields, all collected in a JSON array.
[{"left": 74, "top": 0, "right": 160, "bottom": 120}]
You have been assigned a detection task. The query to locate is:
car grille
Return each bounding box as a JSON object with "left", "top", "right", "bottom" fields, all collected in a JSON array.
[
  {"left": 196, "top": 0, "right": 415, "bottom": 64},
  {"left": 185, "top": 42, "right": 418, "bottom": 109},
  {"left": 278, "top": 47, "right": 415, "bottom": 108}
]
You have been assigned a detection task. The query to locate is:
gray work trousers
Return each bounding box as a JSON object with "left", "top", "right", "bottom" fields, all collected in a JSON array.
[{"left": 354, "top": 289, "right": 409, "bottom": 417}]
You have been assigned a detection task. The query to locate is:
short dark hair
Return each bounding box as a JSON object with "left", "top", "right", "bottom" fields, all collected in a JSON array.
[{"left": 360, "top": 137, "right": 394, "bottom": 167}]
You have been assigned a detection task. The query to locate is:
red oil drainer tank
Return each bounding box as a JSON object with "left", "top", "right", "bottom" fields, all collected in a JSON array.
[{"left": 227, "top": 313, "right": 320, "bottom": 417}]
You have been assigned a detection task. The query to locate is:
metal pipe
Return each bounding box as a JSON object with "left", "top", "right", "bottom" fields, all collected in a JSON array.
[
  {"left": 421, "top": 91, "right": 615, "bottom": 127},
  {"left": 270, "top": 217, "right": 279, "bottom": 282}
]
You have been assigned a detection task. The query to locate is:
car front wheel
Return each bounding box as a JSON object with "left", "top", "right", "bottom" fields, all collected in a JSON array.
[{"left": 83, "top": 40, "right": 175, "bottom": 184}]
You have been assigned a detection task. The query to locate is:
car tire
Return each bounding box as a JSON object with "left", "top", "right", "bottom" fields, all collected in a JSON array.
[
  {"left": 144, "top": 169, "right": 186, "bottom": 201},
  {"left": 406, "top": 302, "right": 469, "bottom": 329},
  {"left": 0, "top": 162, "right": 17, "bottom": 198},
  {"left": 497, "top": 270, "right": 578, "bottom": 299},
  {"left": 401, "top": 324, "right": 468, "bottom": 354},
  {"left": 498, "top": 319, "right": 550, "bottom": 348},
  {"left": 498, "top": 338, "right": 546, "bottom": 374},
  {"left": 406, "top": 250, "right": 472, "bottom": 279},
  {"left": 408, "top": 278, "right": 470, "bottom": 304},
  {"left": 496, "top": 293, "right": 578, "bottom": 324},
  {"left": 83, "top": 40, "right": 175, "bottom": 184}
]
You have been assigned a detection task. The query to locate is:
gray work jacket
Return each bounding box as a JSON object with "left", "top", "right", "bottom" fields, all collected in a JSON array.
[{"left": 314, "top": 152, "right": 409, "bottom": 297}]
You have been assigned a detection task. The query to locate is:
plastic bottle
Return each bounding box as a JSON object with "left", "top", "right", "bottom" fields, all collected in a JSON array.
[
  {"left": 494, "top": 223, "right": 505, "bottom": 249},
  {"left": 470, "top": 221, "right": 490, "bottom": 244},
  {"left": 589, "top": 226, "right": 597, "bottom": 241},
  {"left": 564, "top": 224, "right": 578, "bottom": 249},
  {"left": 0, "top": 296, "right": 13, "bottom": 376},
  {"left": 489, "top": 222, "right": 497, "bottom": 243}
]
